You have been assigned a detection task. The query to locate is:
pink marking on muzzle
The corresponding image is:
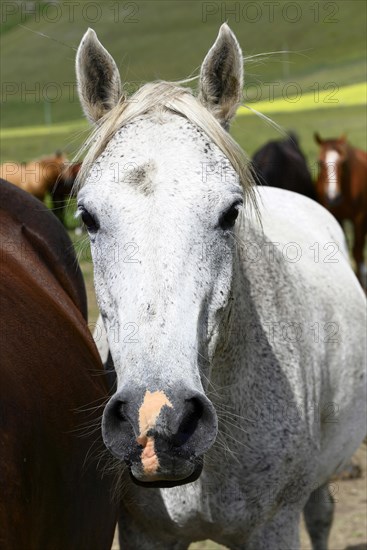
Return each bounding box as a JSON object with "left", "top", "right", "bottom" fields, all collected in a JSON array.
[{"left": 137, "top": 390, "right": 173, "bottom": 475}]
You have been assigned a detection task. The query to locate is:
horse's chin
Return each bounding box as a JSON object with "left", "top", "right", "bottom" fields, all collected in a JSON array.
[{"left": 128, "top": 456, "right": 203, "bottom": 488}]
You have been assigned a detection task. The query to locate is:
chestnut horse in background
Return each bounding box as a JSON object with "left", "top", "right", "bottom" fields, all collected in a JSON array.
[
  {"left": 315, "top": 133, "right": 367, "bottom": 288},
  {"left": 0, "top": 179, "right": 117, "bottom": 549},
  {"left": 0, "top": 151, "right": 68, "bottom": 202}
]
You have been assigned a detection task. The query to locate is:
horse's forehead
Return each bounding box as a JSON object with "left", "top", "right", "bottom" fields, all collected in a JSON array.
[
  {"left": 325, "top": 149, "right": 340, "bottom": 161},
  {"left": 86, "top": 115, "right": 235, "bottom": 199},
  {"left": 320, "top": 143, "right": 341, "bottom": 158},
  {"left": 100, "top": 115, "right": 222, "bottom": 168}
]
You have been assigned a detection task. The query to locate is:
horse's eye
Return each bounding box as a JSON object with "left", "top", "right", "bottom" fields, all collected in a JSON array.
[
  {"left": 219, "top": 201, "right": 242, "bottom": 230},
  {"left": 80, "top": 207, "right": 99, "bottom": 233}
]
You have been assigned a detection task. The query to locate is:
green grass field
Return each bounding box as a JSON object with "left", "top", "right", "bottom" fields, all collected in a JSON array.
[
  {"left": 1, "top": 0, "right": 366, "bottom": 129},
  {"left": 1, "top": 0, "right": 366, "bottom": 164}
]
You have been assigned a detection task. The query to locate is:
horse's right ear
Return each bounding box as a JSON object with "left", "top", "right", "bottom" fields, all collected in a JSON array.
[
  {"left": 314, "top": 132, "right": 323, "bottom": 144},
  {"left": 76, "top": 29, "right": 122, "bottom": 124}
]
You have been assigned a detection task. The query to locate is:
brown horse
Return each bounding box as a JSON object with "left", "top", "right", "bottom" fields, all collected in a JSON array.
[
  {"left": 0, "top": 151, "right": 68, "bottom": 201},
  {"left": 0, "top": 179, "right": 117, "bottom": 549},
  {"left": 314, "top": 133, "right": 367, "bottom": 288}
]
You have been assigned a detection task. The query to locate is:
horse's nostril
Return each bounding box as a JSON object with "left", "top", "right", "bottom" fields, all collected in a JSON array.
[
  {"left": 174, "top": 397, "right": 204, "bottom": 447},
  {"left": 110, "top": 399, "right": 128, "bottom": 423}
]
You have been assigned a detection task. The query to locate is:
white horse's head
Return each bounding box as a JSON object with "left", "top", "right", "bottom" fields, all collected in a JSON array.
[{"left": 76, "top": 24, "right": 255, "bottom": 487}]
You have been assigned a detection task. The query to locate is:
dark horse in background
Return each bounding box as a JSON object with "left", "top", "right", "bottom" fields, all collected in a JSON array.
[
  {"left": 251, "top": 133, "right": 317, "bottom": 200},
  {"left": 50, "top": 161, "right": 82, "bottom": 225},
  {"left": 0, "top": 180, "right": 117, "bottom": 549},
  {"left": 314, "top": 133, "right": 367, "bottom": 289}
]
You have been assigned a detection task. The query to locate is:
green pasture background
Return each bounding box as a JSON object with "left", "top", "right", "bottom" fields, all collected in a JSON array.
[{"left": 1, "top": 0, "right": 366, "bottom": 164}]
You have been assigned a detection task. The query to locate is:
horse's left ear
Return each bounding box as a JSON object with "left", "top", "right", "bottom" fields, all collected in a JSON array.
[
  {"left": 314, "top": 132, "right": 323, "bottom": 145},
  {"left": 198, "top": 24, "right": 243, "bottom": 130},
  {"left": 76, "top": 28, "right": 122, "bottom": 124},
  {"left": 339, "top": 134, "right": 347, "bottom": 142}
]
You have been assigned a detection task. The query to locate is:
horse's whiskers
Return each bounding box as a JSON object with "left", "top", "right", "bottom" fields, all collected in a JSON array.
[
  {"left": 214, "top": 403, "right": 256, "bottom": 424},
  {"left": 217, "top": 415, "right": 252, "bottom": 436},
  {"left": 74, "top": 395, "right": 109, "bottom": 413},
  {"left": 82, "top": 437, "right": 106, "bottom": 470}
]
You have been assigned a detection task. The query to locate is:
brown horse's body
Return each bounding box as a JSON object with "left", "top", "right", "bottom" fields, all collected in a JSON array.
[
  {"left": 315, "top": 134, "right": 367, "bottom": 288},
  {"left": 0, "top": 179, "right": 117, "bottom": 549},
  {"left": 0, "top": 152, "right": 67, "bottom": 201}
]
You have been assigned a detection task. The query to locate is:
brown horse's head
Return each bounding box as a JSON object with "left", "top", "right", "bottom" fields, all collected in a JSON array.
[{"left": 314, "top": 133, "right": 349, "bottom": 207}]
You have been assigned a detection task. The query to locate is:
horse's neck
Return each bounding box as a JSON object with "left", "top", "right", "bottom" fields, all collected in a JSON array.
[
  {"left": 349, "top": 146, "right": 367, "bottom": 173},
  {"left": 208, "top": 225, "right": 320, "bottom": 465},
  {"left": 342, "top": 145, "right": 353, "bottom": 179},
  {"left": 212, "top": 223, "right": 296, "bottom": 387},
  {"left": 341, "top": 146, "right": 365, "bottom": 194}
]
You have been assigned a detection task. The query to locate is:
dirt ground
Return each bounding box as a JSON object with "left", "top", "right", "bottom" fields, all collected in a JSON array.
[{"left": 111, "top": 444, "right": 366, "bottom": 550}]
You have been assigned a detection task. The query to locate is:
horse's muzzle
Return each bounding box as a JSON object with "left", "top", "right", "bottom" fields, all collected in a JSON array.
[
  {"left": 101, "top": 384, "right": 217, "bottom": 487},
  {"left": 326, "top": 194, "right": 343, "bottom": 208},
  {"left": 128, "top": 454, "right": 204, "bottom": 488}
]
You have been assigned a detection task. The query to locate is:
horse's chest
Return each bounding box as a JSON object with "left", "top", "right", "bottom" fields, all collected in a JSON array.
[{"left": 157, "top": 478, "right": 258, "bottom": 541}]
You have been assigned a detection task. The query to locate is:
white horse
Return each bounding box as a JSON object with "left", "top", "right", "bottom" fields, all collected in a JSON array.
[{"left": 75, "top": 25, "right": 366, "bottom": 549}]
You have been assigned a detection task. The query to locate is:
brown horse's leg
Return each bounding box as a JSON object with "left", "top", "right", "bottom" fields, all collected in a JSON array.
[{"left": 353, "top": 217, "right": 367, "bottom": 289}]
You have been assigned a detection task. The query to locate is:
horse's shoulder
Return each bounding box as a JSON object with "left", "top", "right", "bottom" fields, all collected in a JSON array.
[
  {"left": 255, "top": 187, "right": 347, "bottom": 254},
  {"left": 257, "top": 186, "right": 333, "bottom": 218}
]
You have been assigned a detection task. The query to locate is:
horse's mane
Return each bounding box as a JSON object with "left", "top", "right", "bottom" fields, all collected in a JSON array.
[{"left": 75, "top": 81, "right": 258, "bottom": 215}]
